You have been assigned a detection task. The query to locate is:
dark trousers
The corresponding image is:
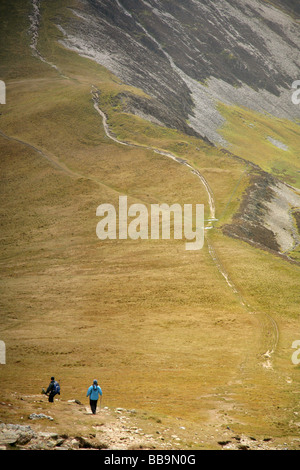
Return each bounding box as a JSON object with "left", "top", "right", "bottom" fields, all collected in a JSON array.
[
  {"left": 48, "top": 392, "right": 56, "bottom": 402},
  {"left": 90, "top": 399, "right": 98, "bottom": 414}
]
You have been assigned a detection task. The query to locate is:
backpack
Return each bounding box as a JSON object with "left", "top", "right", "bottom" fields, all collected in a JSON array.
[{"left": 53, "top": 381, "right": 60, "bottom": 395}]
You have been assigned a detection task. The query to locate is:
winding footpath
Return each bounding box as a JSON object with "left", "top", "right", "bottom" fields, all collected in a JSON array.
[
  {"left": 91, "top": 87, "right": 216, "bottom": 223},
  {"left": 91, "top": 87, "right": 279, "bottom": 366}
]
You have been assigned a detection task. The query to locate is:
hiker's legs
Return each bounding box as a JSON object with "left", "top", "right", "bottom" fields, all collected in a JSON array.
[
  {"left": 48, "top": 392, "right": 55, "bottom": 402},
  {"left": 90, "top": 400, "right": 96, "bottom": 414},
  {"left": 90, "top": 399, "right": 97, "bottom": 414}
]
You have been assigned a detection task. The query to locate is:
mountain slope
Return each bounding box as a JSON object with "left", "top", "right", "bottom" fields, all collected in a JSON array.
[
  {"left": 52, "top": 0, "right": 300, "bottom": 259},
  {"left": 0, "top": 0, "right": 300, "bottom": 449},
  {"left": 57, "top": 0, "right": 300, "bottom": 145}
]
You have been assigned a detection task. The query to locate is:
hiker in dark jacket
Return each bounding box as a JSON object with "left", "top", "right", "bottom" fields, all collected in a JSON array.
[{"left": 46, "top": 376, "right": 58, "bottom": 402}]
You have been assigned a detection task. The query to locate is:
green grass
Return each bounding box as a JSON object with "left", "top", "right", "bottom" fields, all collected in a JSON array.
[{"left": 218, "top": 102, "right": 300, "bottom": 188}]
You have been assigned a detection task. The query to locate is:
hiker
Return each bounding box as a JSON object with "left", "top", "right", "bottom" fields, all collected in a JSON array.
[
  {"left": 86, "top": 379, "right": 103, "bottom": 414},
  {"left": 46, "top": 377, "right": 60, "bottom": 402}
]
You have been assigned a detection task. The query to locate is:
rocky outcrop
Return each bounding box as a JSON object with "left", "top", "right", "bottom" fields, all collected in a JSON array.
[
  {"left": 222, "top": 170, "right": 300, "bottom": 258},
  {"left": 0, "top": 424, "right": 36, "bottom": 448},
  {"left": 0, "top": 422, "right": 108, "bottom": 450},
  {"left": 28, "top": 0, "right": 65, "bottom": 75}
]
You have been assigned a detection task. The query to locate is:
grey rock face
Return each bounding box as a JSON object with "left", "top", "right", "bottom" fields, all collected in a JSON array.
[{"left": 222, "top": 170, "right": 300, "bottom": 255}]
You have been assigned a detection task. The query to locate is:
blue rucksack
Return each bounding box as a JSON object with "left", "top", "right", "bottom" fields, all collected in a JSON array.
[{"left": 53, "top": 381, "right": 60, "bottom": 394}]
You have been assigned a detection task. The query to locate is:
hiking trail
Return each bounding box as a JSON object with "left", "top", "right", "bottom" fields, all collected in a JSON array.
[{"left": 91, "top": 87, "right": 279, "bottom": 367}]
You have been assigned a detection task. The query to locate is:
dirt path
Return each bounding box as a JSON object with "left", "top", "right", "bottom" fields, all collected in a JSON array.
[
  {"left": 91, "top": 87, "right": 216, "bottom": 224},
  {"left": 0, "top": 130, "right": 76, "bottom": 177}
]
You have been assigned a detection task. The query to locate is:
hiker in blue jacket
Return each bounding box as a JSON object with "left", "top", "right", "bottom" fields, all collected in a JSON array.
[{"left": 86, "top": 379, "right": 103, "bottom": 414}]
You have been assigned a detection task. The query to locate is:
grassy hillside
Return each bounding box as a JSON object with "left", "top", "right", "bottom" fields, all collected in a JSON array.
[
  {"left": 0, "top": 0, "right": 299, "bottom": 448},
  {"left": 218, "top": 103, "right": 300, "bottom": 189}
]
